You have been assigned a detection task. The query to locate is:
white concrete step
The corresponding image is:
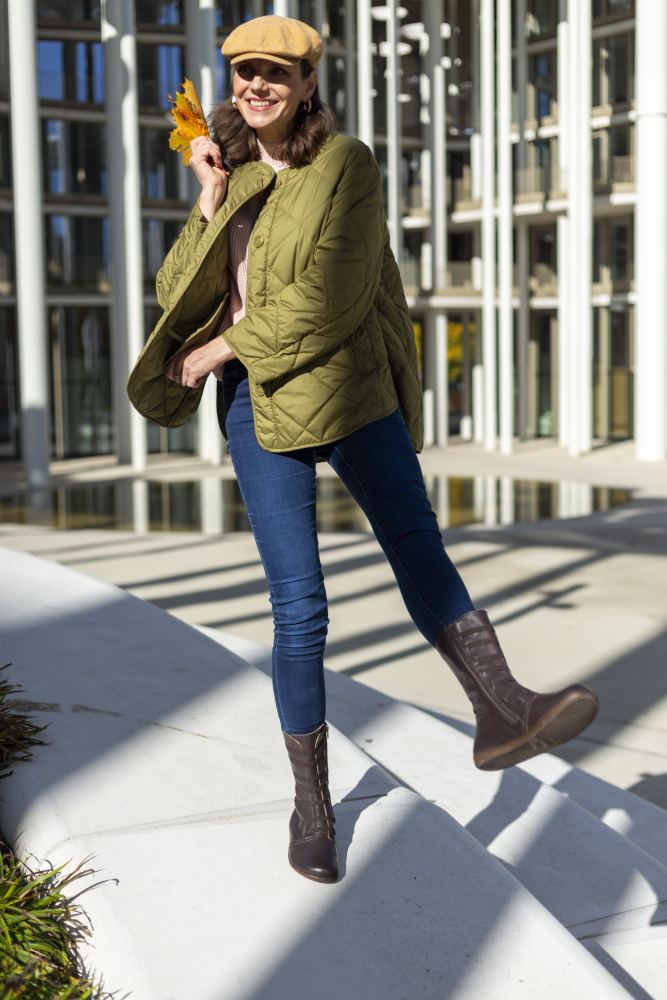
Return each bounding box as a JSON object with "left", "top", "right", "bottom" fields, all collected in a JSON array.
[
  {"left": 0, "top": 548, "right": 626, "bottom": 1000},
  {"left": 207, "top": 628, "right": 667, "bottom": 1000}
]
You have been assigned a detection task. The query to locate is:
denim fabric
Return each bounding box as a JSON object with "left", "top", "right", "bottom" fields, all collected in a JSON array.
[{"left": 219, "top": 359, "right": 474, "bottom": 734}]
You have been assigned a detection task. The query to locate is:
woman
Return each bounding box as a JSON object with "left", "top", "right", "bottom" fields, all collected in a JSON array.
[{"left": 135, "top": 14, "right": 600, "bottom": 885}]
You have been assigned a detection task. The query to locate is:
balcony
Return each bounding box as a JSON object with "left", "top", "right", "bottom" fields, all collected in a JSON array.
[
  {"left": 514, "top": 166, "right": 566, "bottom": 203},
  {"left": 529, "top": 264, "right": 558, "bottom": 296},
  {"left": 451, "top": 174, "right": 480, "bottom": 210},
  {"left": 592, "top": 266, "right": 634, "bottom": 295},
  {"left": 432, "top": 262, "right": 481, "bottom": 297},
  {"left": 399, "top": 257, "right": 421, "bottom": 296},
  {"left": 594, "top": 155, "right": 635, "bottom": 194},
  {"left": 400, "top": 184, "right": 429, "bottom": 219}
]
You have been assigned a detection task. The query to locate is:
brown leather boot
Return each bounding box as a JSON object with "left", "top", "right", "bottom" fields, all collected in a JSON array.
[
  {"left": 282, "top": 721, "right": 338, "bottom": 883},
  {"left": 435, "top": 609, "right": 599, "bottom": 771}
]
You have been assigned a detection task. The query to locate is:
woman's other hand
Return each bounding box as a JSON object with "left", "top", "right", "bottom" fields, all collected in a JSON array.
[
  {"left": 189, "top": 136, "right": 229, "bottom": 221},
  {"left": 165, "top": 334, "right": 238, "bottom": 388}
]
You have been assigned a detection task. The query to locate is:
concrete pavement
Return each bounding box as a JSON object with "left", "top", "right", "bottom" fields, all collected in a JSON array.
[{"left": 1, "top": 437, "right": 666, "bottom": 807}]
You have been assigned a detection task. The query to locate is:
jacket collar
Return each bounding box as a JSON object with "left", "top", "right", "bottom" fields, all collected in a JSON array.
[{"left": 199, "top": 160, "right": 277, "bottom": 250}]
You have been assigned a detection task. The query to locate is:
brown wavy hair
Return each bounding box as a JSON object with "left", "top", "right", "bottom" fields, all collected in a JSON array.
[{"left": 208, "top": 59, "right": 339, "bottom": 170}]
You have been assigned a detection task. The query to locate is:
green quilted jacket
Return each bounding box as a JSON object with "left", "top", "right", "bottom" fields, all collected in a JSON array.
[{"left": 127, "top": 132, "right": 424, "bottom": 458}]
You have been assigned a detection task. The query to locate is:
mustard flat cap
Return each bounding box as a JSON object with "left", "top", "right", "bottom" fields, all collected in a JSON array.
[{"left": 221, "top": 14, "right": 323, "bottom": 67}]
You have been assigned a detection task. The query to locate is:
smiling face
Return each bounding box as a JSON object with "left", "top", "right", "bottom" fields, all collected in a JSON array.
[{"left": 232, "top": 57, "right": 317, "bottom": 142}]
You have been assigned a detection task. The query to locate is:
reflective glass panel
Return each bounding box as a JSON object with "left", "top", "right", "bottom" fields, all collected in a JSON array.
[
  {"left": 137, "top": 43, "right": 183, "bottom": 111},
  {"left": 0, "top": 116, "right": 10, "bottom": 189},
  {"left": 143, "top": 217, "right": 184, "bottom": 290},
  {"left": 0, "top": 1, "right": 8, "bottom": 101},
  {"left": 141, "top": 127, "right": 189, "bottom": 201},
  {"left": 0, "top": 213, "right": 14, "bottom": 294},
  {"left": 217, "top": 2, "right": 269, "bottom": 32},
  {"left": 0, "top": 307, "right": 19, "bottom": 460},
  {"left": 42, "top": 119, "right": 107, "bottom": 196},
  {"left": 45, "top": 215, "right": 110, "bottom": 292},
  {"left": 38, "top": 40, "right": 104, "bottom": 105},
  {"left": 48, "top": 306, "right": 113, "bottom": 458},
  {"left": 37, "top": 1, "right": 101, "bottom": 20},
  {"left": 136, "top": 0, "right": 183, "bottom": 26}
]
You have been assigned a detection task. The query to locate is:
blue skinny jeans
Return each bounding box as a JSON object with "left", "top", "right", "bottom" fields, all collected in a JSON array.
[{"left": 218, "top": 360, "right": 475, "bottom": 734}]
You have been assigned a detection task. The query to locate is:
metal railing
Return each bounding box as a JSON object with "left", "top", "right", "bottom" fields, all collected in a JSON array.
[{"left": 595, "top": 155, "right": 635, "bottom": 189}]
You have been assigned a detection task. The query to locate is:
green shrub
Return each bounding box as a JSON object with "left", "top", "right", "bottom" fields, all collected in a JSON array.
[{"left": 0, "top": 663, "right": 130, "bottom": 1000}]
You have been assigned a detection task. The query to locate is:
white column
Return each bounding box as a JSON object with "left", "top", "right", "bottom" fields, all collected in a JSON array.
[
  {"left": 557, "top": 0, "right": 570, "bottom": 448},
  {"left": 272, "top": 0, "right": 297, "bottom": 16},
  {"left": 385, "top": 0, "right": 402, "bottom": 263},
  {"left": 186, "top": 0, "right": 224, "bottom": 466},
  {"left": 472, "top": 314, "right": 484, "bottom": 445},
  {"left": 357, "top": 0, "right": 374, "bottom": 148},
  {"left": 425, "top": 1, "right": 447, "bottom": 291},
  {"left": 460, "top": 311, "right": 473, "bottom": 440},
  {"left": 635, "top": 0, "right": 667, "bottom": 460},
  {"left": 7, "top": 0, "right": 50, "bottom": 489},
  {"left": 497, "top": 0, "right": 513, "bottom": 455},
  {"left": 344, "top": 0, "right": 357, "bottom": 135},
  {"left": 470, "top": 0, "right": 482, "bottom": 201},
  {"left": 200, "top": 477, "right": 224, "bottom": 535},
  {"left": 516, "top": 0, "right": 529, "bottom": 439},
  {"left": 313, "top": 0, "right": 329, "bottom": 105},
  {"left": 567, "top": 0, "right": 592, "bottom": 456},
  {"left": 102, "top": 0, "right": 147, "bottom": 470},
  {"left": 481, "top": 0, "right": 496, "bottom": 451},
  {"left": 424, "top": 312, "right": 448, "bottom": 446}
]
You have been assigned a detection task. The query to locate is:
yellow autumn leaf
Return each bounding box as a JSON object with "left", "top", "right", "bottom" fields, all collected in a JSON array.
[{"left": 167, "top": 78, "right": 209, "bottom": 166}]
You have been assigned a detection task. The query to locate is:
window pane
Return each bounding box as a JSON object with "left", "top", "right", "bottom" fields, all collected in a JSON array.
[
  {"left": 49, "top": 306, "right": 113, "bottom": 457},
  {"left": 0, "top": 307, "right": 20, "bottom": 460},
  {"left": 137, "top": 43, "right": 183, "bottom": 111},
  {"left": 611, "top": 309, "right": 629, "bottom": 366},
  {"left": 143, "top": 217, "right": 183, "bottom": 290},
  {"left": 42, "top": 119, "right": 107, "bottom": 195},
  {"left": 610, "top": 219, "right": 630, "bottom": 280},
  {"left": 531, "top": 52, "right": 556, "bottom": 118},
  {"left": 608, "top": 33, "right": 633, "bottom": 103},
  {"left": 136, "top": 0, "right": 183, "bottom": 26},
  {"left": 0, "top": 0, "right": 8, "bottom": 102},
  {"left": 37, "top": 1, "right": 101, "bottom": 21},
  {"left": 527, "top": 1, "right": 557, "bottom": 36},
  {"left": 140, "top": 126, "right": 189, "bottom": 201},
  {"left": 217, "top": 2, "right": 270, "bottom": 31},
  {"left": 0, "top": 213, "right": 14, "bottom": 293},
  {"left": 46, "top": 215, "right": 110, "bottom": 292},
  {"left": 0, "top": 116, "right": 10, "bottom": 189},
  {"left": 38, "top": 39, "right": 104, "bottom": 105}
]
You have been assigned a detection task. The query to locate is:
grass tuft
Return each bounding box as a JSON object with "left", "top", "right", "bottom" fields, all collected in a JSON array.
[{"left": 0, "top": 663, "right": 131, "bottom": 1000}]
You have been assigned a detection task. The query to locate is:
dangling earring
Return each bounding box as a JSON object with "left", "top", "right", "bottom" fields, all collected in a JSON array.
[
  {"left": 231, "top": 95, "right": 240, "bottom": 111},
  {"left": 303, "top": 97, "right": 312, "bottom": 113}
]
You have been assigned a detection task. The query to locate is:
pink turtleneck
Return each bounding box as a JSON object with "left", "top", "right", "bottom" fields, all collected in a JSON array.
[{"left": 214, "top": 138, "right": 290, "bottom": 376}]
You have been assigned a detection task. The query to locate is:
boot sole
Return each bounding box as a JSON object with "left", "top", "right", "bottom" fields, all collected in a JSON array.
[
  {"left": 474, "top": 689, "right": 600, "bottom": 771},
  {"left": 288, "top": 856, "right": 338, "bottom": 883}
]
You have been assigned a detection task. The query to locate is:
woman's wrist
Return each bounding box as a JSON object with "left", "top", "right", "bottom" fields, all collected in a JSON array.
[{"left": 199, "top": 184, "right": 226, "bottom": 223}]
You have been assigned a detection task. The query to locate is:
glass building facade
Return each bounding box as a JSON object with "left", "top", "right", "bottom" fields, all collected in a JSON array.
[{"left": 2, "top": 0, "right": 664, "bottom": 477}]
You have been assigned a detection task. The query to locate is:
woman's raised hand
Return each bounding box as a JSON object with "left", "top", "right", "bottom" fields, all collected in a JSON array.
[{"left": 190, "top": 136, "right": 229, "bottom": 221}]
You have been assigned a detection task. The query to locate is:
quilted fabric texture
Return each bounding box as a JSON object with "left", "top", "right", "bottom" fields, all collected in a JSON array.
[{"left": 126, "top": 132, "right": 424, "bottom": 457}]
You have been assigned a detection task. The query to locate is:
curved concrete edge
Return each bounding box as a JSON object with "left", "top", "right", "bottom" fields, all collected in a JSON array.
[
  {"left": 0, "top": 549, "right": 629, "bottom": 999},
  {"left": 203, "top": 627, "right": 667, "bottom": 999},
  {"left": 518, "top": 752, "right": 667, "bottom": 870},
  {"left": 202, "top": 625, "right": 667, "bottom": 868}
]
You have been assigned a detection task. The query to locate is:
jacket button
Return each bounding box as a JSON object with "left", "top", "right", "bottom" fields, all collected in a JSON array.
[{"left": 254, "top": 235, "right": 264, "bottom": 247}]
